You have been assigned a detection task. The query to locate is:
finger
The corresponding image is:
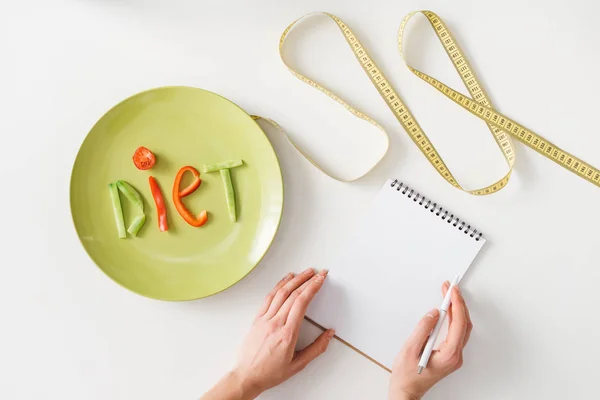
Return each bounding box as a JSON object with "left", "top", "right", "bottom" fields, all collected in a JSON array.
[
  {"left": 276, "top": 273, "right": 315, "bottom": 320},
  {"left": 291, "top": 329, "right": 335, "bottom": 374},
  {"left": 257, "top": 273, "right": 294, "bottom": 317},
  {"left": 444, "top": 286, "right": 468, "bottom": 353},
  {"left": 461, "top": 288, "right": 473, "bottom": 348},
  {"left": 264, "top": 268, "right": 315, "bottom": 318},
  {"left": 441, "top": 281, "right": 453, "bottom": 327},
  {"left": 285, "top": 270, "right": 328, "bottom": 334},
  {"left": 403, "top": 308, "right": 440, "bottom": 358}
]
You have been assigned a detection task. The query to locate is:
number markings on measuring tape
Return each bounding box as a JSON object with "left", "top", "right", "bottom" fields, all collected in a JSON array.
[{"left": 278, "top": 11, "right": 600, "bottom": 194}]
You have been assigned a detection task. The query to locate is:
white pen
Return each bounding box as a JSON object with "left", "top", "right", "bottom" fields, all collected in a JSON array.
[{"left": 417, "top": 274, "right": 460, "bottom": 374}]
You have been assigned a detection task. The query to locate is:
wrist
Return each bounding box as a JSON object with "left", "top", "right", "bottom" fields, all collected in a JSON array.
[
  {"left": 401, "top": 392, "right": 421, "bottom": 400},
  {"left": 226, "top": 369, "right": 263, "bottom": 400},
  {"left": 391, "top": 392, "right": 420, "bottom": 400},
  {"left": 389, "top": 387, "right": 421, "bottom": 400},
  {"left": 201, "top": 370, "right": 263, "bottom": 400}
]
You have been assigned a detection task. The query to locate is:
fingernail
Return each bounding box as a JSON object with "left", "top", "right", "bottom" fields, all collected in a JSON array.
[
  {"left": 426, "top": 308, "right": 439, "bottom": 318},
  {"left": 284, "top": 272, "right": 294, "bottom": 280},
  {"left": 327, "top": 329, "right": 335, "bottom": 339},
  {"left": 444, "top": 280, "right": 450, "bottom": 287},
  {"left": 303, "top": 267, "right": 315, "bottom": 275},
  {"left": 313, "top": 269, "right": 328, "bottom": 282}
]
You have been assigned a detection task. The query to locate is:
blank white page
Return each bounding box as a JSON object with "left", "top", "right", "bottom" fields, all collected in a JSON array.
[{"left": 307, "top": 179, "right": 486, "bottom": 370}]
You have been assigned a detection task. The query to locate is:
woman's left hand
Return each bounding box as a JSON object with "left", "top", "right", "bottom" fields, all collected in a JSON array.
[{"left": 201, "top": 268, "right": 334, "bottom": 400}]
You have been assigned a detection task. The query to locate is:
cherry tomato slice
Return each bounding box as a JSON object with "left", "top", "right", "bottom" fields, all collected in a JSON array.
[{"left": 132, "top": 146, "right": 156, "bottom": 170}]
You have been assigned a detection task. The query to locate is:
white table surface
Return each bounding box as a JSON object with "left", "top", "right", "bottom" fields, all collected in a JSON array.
[{"left": 2, "top": 0, "right": 600, "bottom": 398}]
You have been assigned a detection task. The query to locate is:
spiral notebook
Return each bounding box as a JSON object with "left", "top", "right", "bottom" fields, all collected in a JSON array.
[{"left": 306, "top": 179, "right": 486, "bottom": 371}]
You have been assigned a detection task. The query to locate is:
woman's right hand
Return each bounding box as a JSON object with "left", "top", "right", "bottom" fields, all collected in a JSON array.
[{"left": 389, "top": 281, "right": 473, "bottom": 400}]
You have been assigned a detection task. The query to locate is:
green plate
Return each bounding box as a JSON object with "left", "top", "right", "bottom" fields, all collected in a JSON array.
[{"left": 70, "top": 87, "right": 283, "bottom": 301}]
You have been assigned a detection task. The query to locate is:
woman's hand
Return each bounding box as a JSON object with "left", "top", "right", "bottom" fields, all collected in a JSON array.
[
  {"left": 389, "top": 281, "right": 473, "bottom": 400},
  {"left": 201, "top": 269, "right": 334, "bottom": 400}
]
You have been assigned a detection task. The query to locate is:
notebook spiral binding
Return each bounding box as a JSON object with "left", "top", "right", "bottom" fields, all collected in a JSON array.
[{"left": 391, "top": 180, "right": 484, "bottom": 241}]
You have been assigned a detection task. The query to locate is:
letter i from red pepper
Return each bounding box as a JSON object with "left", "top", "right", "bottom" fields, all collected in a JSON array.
[
  {"left": 148, "top": 176, "right": 168, "bottom": 232},
  {"left": 172, "top": 166, "right": 208, "bottom": 227}
]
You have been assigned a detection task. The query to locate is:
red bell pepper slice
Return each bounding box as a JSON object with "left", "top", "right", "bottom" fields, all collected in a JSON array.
[
  {"left": 178, "top": 170, "right": 201, "bottom": 198},
  {"left": 173, "top": 166, "right": 208, "bottom": 227},
  {"left": 148, "top": 176, "right": 168, "bottom": 232}
]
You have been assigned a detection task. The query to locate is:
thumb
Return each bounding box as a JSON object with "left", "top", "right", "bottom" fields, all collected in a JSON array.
[
  {"left": 405, "top": 309, "right": 440, "bottom": 358},
  {"left": 291, "top": 329, "right": 335, "bottom": 374}
]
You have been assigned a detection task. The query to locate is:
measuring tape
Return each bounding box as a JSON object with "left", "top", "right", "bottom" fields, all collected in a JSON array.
[{"left": 278, "top": 11, "right": 600, "bottom": 195}]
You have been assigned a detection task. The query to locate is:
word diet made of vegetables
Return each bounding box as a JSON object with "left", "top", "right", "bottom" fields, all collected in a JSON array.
[{"left": 108, "top": 146, "right": 244, "bottom": 239}]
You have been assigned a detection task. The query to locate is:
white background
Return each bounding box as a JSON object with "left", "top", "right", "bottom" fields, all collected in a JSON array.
[{"left": 1, "top": 0, "right": 599, "bottom": 399}]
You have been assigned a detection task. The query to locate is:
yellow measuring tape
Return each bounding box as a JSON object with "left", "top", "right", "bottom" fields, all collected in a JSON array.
[{"left": 278, "top": 11, "right": 600, "bottom": 195}]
